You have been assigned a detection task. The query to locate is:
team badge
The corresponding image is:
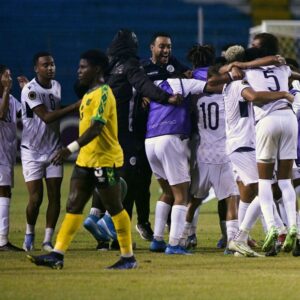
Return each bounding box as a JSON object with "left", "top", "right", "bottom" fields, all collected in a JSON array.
[
  {"left": 129, "top": 156, "right": 136, "bottom": 166},
  {"left": 28, "top": 91, "right": 37, "bottom": 100},
  {"left": 166, "top": 65, "right": 175, "bottom": 73}
]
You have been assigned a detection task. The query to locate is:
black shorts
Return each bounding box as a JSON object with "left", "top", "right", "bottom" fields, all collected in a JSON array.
[{"left": 71, "top": 165, "right": 120, "bottom": 189}]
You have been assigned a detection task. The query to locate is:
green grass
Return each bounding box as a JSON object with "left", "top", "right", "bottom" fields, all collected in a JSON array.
[{"left": 1, "top": 163, "right": 300, "bottom": 300}]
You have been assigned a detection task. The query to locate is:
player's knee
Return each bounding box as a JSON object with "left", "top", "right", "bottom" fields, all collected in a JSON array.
[
  {"left": 103, "top": 200, "right": 123, "bottom": 216},
  {"left": 277, "top": 179, "right": 293, "bottom": 191},
  {"left": 29, "top": 193, "right": 43, "bottom": 207},
  {"left": 47, "top": 189, "right": 61, "bottom": 203}
]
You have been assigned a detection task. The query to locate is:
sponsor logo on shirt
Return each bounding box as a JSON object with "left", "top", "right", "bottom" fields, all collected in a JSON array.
[{"left": 147, "top": 71, "right": 159, "bottom": 76}]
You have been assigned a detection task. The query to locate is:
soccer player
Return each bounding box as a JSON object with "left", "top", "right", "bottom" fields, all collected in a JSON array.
[
  {"left": 182, "top": 44, "right": 240, "bottom": 251},
  {"left": 131, "top": 32, "right": 189, "bottom": 241},
  {"left": 186, "top": 61, "right": 240, "bottom": 254},
  {"left": 276, "top": 58, "right": 300, "bottom": 256},
  {"left": 244, "top": 46, "right": 298, "bottom": 253},
  {"left": 224, "top": 81, "right": 294, "bottom": 256},
  {"left": 147, "top": 69, "right": 236, "bottom": 254},
  {"left": 21, "top": 52, "right": 80, "bottom": 251},
  {"left": 221, "top": 54, "right": 295, "bottom": 255},
  {"left": 27, "top": 49, "right": 137, "bottom": 270},
  {"left": 0, "top": 66, "right": 23, "bottom": 251}
]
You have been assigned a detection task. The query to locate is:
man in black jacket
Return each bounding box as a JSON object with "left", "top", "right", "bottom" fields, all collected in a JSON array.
[{"left": 82, "top": 29, "right": 182, "bottom": 248}]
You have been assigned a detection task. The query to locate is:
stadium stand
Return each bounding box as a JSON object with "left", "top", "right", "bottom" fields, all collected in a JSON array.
[{"left": 1, "top": 0, "right": 253, "bottom": 104}]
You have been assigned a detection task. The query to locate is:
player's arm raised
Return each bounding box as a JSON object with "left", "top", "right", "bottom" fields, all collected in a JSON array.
[
  {"left": 0, "top": 70, "right": 12, "bottom": 120},
  {"left": 228, "top": 55, "right": 285, "bottom": 70},
  {"left": 204, "top": 69, "right": 244, "bottom": 93}
]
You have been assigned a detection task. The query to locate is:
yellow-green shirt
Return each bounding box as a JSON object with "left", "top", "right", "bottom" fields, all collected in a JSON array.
[{"left": 76, "top": 84, "right": 123, "bottom": 168}]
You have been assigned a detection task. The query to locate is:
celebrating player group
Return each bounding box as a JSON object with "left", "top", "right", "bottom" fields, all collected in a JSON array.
[{"left": 0, "top": 30, "right": 299, "bottom": 270}]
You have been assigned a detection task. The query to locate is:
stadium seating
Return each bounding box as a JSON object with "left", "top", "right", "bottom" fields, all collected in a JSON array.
[
  {"left": 1, "top": 0, "right": 198, "bottom": 104},
  {"left": 250, "top": 0, "right": 291, "bottom": 25},
  {"left": 2, "top": 0, "right": 254, "bottom": 103}
]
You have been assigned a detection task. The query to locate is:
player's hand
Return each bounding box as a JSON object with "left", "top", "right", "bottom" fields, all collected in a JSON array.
[
  {"left": 183, "top": 70, "right": 193, "bottom": 79},
  {"left": 231, "top": 66, "right": 244, "bottom": 80},
  {"left": 51, "top": 148, "right": 71, "bottom": 165},
  {"left": 17, "top": 75, "right": 29, "bottom": 89},
  {"left": 285, "top": 92, "right": 294, "bottom": 103},
  {"left": 276, "top": 55, "right": 286, "bottom": 65},
  {"left": 1, "top": 70, "right": 12, "bottom": 91},
  {"left": 142, "top": 97, "right": 150, "bottom": 109},
  {"left": 168, "top": 93, "right": 183, "bottom": 105}
]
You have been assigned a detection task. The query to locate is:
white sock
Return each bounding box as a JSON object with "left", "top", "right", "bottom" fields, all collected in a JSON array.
[
  {"left": 234, "top": 229, "right": 249, "bottom": 243},
  {"left": 258, "top": 179, "right": 275, "bottom": 230},
  {"left": 238, "top": 200, "right": 250, "bottom": 226},
  {"left": 179, "top": 222, "right": 192, "bottom": 246},
  {"left": 278, "top": 179, "right": 297, "bottom": 228},
  {"left": 43, "top": 227, "right": 54, "bottom": 243},
  {"left": 0, "top": 197, "right": 10, "bottom": 246},
  {"left": 273, "top": 203, "right": 286, "bottom": 235},
  {"left": 190, "top": 206, "right": 200, "bottom": 235},
  {"left": 153, "top": 201, "right": 171, "bottom": 241},
  {"left": 90, "top": 207, "right": 101, "bottom": 218},
  {"left": 26, "top": 224, "right": 35, "bottom": 235},
  {"left": 260, "top": 214, "right": 268, "bottom": 234},
  {"left": 294, "top": 185, "right": 300, "bottom": 198},
  {"left": 297, "top": 211, "right": 300, "bottom": 239},
  {"left": 277, "top": 198, "right": 288, "bottom": 226},
  {"left": 226, "top": 219, "right": 238, "bottom": 242},
  {"left": 169, "top": 205, "right": 187, "bottom": 246},
  {"left": 240, "top": 196, "right": 261, "bottom": 233}
]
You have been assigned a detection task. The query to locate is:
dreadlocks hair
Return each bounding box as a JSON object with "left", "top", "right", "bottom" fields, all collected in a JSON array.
[{"left": 187, "top": 44, "right": 215, "bottom": 68}]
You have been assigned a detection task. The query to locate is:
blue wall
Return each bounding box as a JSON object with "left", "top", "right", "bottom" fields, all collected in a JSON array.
[
  {"left": 200, "top": 4, "right": 252, "bottom": 53},
  {"left": 1, "top": 0, "right": 199, "bottom": 104},
  {"left": 1, "top": 0, "right": 251, "bottom": 104}
]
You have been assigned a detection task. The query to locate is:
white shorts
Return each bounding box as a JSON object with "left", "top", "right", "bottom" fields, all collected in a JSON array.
[
  {"left": 145, "top": 135, "right": 190, "bottom": 185},
  {"left": 292, "top": 165, "right": 300, "bottom": 180},
  {"left": 21, "top": 148, "right": 63, "bottom": 182},
  {"left": 0, "top": 164, "right": 14, "bottom": 187},
  {"left": 190, "top": 161, "right": 239, "bottom": 200},
  {"left": 229, "top": 150, "right": 258, "bottom": 185},
  {"left": 256, "top": 109, "right": 298, "bottom": 160}
]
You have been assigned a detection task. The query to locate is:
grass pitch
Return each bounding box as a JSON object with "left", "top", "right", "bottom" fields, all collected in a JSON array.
[{"left": 1, "top": 164, "right": 300, "bottom": 300}]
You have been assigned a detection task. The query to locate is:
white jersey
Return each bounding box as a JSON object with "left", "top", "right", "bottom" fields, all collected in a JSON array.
[
  {"left": 223, "top": 80, "right": 256, "bottom": 154},
  {"left": 245, "top": 65, "right": 291, "bottom": 121},
  {"left": 197, "top": 93, "right": 229, "bottom": 164},
  {"left": 21, "top": 78, "right": 62, "bottom": 156},
  {"left": 290, "top": 87, "right": 300, "bottom": 114},
  {"left": 154, "top": 78, "right": 206, "bottom": 96},
  {"left": 0, "top": 95, "right": 21, "bottom": 166}
]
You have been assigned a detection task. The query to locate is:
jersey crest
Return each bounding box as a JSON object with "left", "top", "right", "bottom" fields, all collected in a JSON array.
[{"left": 28, "top": 91, "right": 37, "bottom": 100}]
